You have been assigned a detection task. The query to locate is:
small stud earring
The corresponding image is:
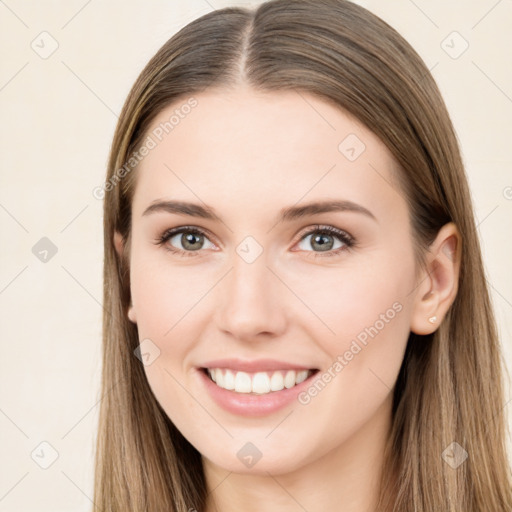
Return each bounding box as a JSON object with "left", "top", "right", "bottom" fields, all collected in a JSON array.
[{"left": 428, "top": 316, "right": 437, "bottom": 324}]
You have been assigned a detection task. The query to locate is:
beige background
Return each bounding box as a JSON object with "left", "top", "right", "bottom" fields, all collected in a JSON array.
[{"left": 0, "top": 1, "right": 511, "bottom": 510}]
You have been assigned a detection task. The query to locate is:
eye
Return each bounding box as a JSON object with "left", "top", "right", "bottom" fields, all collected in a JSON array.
[
  {"left": 155, "top": 226, "right": 216, "bottom": 257},
  {"left": 155, "top": 224, "right": 355, "bottom": 258},
  {"left": 294, "top": 225, "right": 354, "bottom": 257}
]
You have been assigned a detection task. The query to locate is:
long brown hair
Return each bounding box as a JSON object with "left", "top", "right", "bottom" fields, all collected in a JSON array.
[{"left": 94, "top": 1, "right": 512, "bottom": 510}]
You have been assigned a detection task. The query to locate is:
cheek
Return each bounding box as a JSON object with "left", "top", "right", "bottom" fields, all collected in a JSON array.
[
  {"left": 129, "top": 248, "right": 213, "bottom": 341},
  {"left": 129, "top": 255, "right": 206, "bottom": 431}
]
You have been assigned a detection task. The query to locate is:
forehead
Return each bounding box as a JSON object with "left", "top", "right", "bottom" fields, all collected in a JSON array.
[{"left": 131, "top": 87, "right": 404, "bottom": 222}]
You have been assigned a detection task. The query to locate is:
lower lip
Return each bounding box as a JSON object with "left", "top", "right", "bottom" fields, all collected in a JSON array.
[{"left": 197, "top": 368, "right": 317, "bottom": 417}]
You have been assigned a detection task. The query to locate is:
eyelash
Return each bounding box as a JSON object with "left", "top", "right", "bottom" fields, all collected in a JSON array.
[{"left": 154, "top": 224, "right": 355, "bottom": 259}]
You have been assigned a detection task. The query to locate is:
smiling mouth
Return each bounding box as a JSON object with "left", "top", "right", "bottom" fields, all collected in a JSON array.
[{"left": 202, "top": 368, "right": 319, "bottom": 395}]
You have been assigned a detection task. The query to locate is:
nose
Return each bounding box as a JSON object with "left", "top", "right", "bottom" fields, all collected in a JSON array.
[{"left": 214, "top": 250, "right": 288, "bottom": 342}]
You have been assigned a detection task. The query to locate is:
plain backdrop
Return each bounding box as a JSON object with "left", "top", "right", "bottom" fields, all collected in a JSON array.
[{"left": 0, "top": 1, "right": 511, "bottom": 510}]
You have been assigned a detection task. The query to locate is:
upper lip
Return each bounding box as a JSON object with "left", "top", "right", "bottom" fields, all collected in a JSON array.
[{"left": 200, "top": 358, "right": 316, "bottom": 372}]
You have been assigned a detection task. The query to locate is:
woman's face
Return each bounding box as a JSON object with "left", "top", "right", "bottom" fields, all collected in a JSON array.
[{"left": 122, "top": 86, "right": 420, "bottom": 475}]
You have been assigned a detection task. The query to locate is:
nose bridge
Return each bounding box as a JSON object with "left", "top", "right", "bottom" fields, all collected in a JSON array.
[{"left": 215, "top": 244, "right": 286, "bottom": 339}]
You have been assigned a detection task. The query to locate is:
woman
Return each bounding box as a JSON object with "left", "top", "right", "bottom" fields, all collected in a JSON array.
[{"left": 93, "top": 0, "right": 512, "bottom": 510}]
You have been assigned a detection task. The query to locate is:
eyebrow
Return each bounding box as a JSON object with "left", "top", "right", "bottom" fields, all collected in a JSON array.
[{"left": 142, "top": 199, "right": 377, "bottom": 223}]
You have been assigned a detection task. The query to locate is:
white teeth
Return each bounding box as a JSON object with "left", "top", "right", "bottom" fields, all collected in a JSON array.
[
  {"left": 215, "top": 369, "right": 224, "bottom": 387},
  {"left": 295, "top": 370, "right": 308, "bottom": 384},
  {"left": 223, "top": 369, "right": 235, "bottom": 390},
  {"left": 252, "top": 372, "right": 271, "bottom": 394},
  {"left": 234, "top": 371, "right": 252, "bottom": 393},
  {"left": 284, "top": 370, "right": 296, "bottom": 389},
  {"left": 207, "top": 368, "right": 312, "bottom": 394},
  {"left": 270, "top": 372, "right": 285, "bottom": 391}
]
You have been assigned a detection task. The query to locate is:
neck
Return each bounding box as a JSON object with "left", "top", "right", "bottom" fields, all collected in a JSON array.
[{"left": 203, "top": 394, "right": 392, "bottom": 512}]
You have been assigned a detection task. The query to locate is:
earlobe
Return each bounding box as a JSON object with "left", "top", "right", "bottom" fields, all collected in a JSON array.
[
  {"left": 410, "top": 222, "right": 461, "bottom": 335},
  {"left": 128, "top": 304, "right": 137, "bottom": 323},
  {"left": 114, "top": 231, "right": 124, "bottom": 258}
]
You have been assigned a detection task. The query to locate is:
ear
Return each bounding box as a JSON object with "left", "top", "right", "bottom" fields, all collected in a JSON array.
[
  {"left": 113, "top": 231, "right": 137, "bottom": 324},
  {"left": 410, "top": 222, "right": 461, "bottom": 335}
]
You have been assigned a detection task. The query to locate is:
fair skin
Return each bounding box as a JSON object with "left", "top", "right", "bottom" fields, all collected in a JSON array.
[{"left": 114, "top": 86, "right": 460, "bottom": 512}]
